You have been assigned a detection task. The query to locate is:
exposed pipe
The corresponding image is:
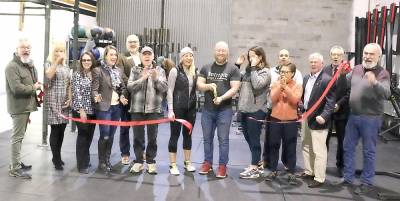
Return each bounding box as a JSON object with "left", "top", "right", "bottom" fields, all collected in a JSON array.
[
  {"left": 161, "top": 0, "right": 165, "bottom": 28},
  {"left": 72, "top": 0, "right": 79, "bottom": 71},
  {"left": 0, "top": 13, "right": 45, "bottom": 16},
  {"left": 42, "top": 0, "right": 51, "bottom": 145}
]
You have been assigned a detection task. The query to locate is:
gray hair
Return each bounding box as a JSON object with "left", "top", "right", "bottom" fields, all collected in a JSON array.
[
  {"left": 16, "top": 36, "right": 31, "bottom": 49},
  {"left": 215, "top": 41, "right": 229, "bottom": 51},
  {"left": 309, "top": 52, "right": 324, "bottom": 62},
  {"left": 330, "top": 45, "right": 345, "bottom": 55},
  {"left": 364, "top": 43, "right": 382, "bottom": 56}
]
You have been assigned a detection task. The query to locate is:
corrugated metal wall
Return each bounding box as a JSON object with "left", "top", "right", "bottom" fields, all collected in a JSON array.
[{"left": 97, "top": 0, "right": 232, "bottom": 68}]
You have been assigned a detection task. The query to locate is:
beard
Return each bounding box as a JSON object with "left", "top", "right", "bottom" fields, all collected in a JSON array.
[
  {"left": 20, "top": 56, "right": 32, "bottom": 64},
  {"left": 362, "top": 60, "right": 378, "bottom": 69}
]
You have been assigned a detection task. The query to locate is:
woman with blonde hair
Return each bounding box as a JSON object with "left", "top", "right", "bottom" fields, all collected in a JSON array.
[
  {"left": 167, "top": 47, "right": 197, "bottom": 175},
  {"left": 44, "top": 41, "right": 71, "bottom": 170}
]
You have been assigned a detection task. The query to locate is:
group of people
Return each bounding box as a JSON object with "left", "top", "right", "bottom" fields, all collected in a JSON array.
[{"left": 5, "top": 34, "right": 390, "bottom": 195}]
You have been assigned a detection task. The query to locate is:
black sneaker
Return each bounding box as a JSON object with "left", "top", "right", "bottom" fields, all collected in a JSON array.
[
  {"left": 336, "top": 180, "right": 352, "bottom": 187},
  {"left": 265, "top": 171, "right": 277, "bottom": 181},
  {"left": 20, "top": 162, "right": 32, "bottom": 170},
  {"left": 54, "top": 164, "right": 64, "bottom": 171},
  {"left": 9, "top": 169, "right": 32, "bottom": 179},
  {"left": 288, "top": 174, "right": 298, "bottom": 185},
  {"left": 354, "top": 184, "right": 374, "bottom": 195},
  {"left": 78, "top": 168, "right": 89, "bottom": 174},
  {"left": 337, "top": 167, "right": 343, "bottom": 178}
]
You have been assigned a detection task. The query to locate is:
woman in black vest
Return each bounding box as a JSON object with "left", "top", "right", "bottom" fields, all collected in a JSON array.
[{"left": 167, "top": 47, "right": 197, "bottom": 175}]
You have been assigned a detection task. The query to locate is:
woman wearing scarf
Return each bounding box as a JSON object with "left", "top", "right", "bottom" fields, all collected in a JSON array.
[{"left": 92, "top": 45, "right": 128, "bottom": 174}]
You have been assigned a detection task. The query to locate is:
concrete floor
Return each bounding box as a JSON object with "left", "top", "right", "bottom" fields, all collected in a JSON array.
[{"left": 0, "top": 110, "right": 400, "bottom": 201}]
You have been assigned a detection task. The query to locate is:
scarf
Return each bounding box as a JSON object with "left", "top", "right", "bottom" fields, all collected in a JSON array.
[{"left": 103, "top": 65, "right": 121, "bottom": 90}]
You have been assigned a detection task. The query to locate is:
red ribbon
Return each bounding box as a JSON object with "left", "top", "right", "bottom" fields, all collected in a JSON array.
[
  {"left": 60, "top": 113, "right": 193, "bottom": 134},
  {"left": 249, "top": 61, "right": 349, "bottom": 124},
  {"left": 300, "top": 61, "right": 347, "bottom": 122}
]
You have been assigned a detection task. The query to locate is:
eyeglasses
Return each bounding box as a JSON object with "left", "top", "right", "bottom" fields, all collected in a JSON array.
[
  {"left": 280, "top": 71, "right": 292, "bottom": 74},
  {"left": 81, "top": 59, "right": 92, "bottom": 62},
  {"left": 19, "top": 46, "right": 31, "bottom": 50}
]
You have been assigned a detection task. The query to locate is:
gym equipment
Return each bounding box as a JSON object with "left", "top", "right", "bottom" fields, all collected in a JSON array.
[
  {"left": 91, "top": 47, "right": 101, "bottom": 60},
  {"left": 69, "top": 46, "right": 84, "bottom": 61},
  {"left": 97, "top": 47, "right": 105, "bottom": 60},
  {"left": 70, "top": 25, "right": 87, "bottom": 38},
  {"left": 102, "top": 27, "right": 115, "bottom": 41},
  {"left": 90, "top": 26, "right": 103, "bottom": 40}
]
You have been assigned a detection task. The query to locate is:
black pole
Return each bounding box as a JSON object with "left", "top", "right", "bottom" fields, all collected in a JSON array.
[
  {"left": 161, "top": 0, "right": 165, "bottom": 28},
  {"left": 72, "top": 0, "right": 80, "bottom": 71},
  {"left": 42, "top": 0, "right": 51, "bottom": 145}
]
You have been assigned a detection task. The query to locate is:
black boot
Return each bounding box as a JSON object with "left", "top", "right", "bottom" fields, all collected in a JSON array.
[
  {"left": 105, "top": 138, "right": 114, "bottom": 172},
  {"left": 98, "top": 139, "right": 108, "bottom": 173}
]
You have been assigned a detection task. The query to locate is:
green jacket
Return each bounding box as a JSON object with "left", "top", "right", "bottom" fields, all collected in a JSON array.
[{"left": 5, "top": 54, "right": 38, "bottom": 114}]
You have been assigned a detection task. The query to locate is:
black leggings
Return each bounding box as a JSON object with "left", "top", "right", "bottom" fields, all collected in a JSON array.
[
  {"left": 168, "top": 107, "right": 196, "bottom": 153},
  {"left": 50, "top": 123, "right": 67, "bottom": 165}
]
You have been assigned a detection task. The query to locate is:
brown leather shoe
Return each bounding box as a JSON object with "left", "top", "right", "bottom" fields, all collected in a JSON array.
[
  {"left": 297, "top": 172, "right": 314, "bottom": 180},
  {"left": 308, "top": 180, "right": 324, "bottom": 188}
]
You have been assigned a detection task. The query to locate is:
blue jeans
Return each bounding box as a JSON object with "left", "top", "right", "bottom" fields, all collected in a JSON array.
[
  {"left": 343, "top": 114, "right": 381, "bottom": 185},
  {"left": 241, "top": 110, "right": 266, "bottom": 165},
  {"left": 119, "top": 104, "right": 131, "bottom": 156},
  {"left": 201, "top": 108, "right": 233, "bottom": 165},
  {"left": 96, "top": 105, "right": 121, "bottom": 140}
]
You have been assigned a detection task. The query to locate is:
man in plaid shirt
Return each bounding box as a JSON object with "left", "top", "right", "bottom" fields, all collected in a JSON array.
[{"left": 127, "top": 46, "right": 168, "bottom": 174}]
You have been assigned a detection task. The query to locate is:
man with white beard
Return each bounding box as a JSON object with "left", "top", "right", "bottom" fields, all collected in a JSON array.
[
  {"left": 5, "top": 37, "right": 42, "bottom": 179},
  {"left": 340, "top": 43, "right": 390, "bottom": 195}
]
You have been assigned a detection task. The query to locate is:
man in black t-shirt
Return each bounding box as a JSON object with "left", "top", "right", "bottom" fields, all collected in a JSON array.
[{"left": 197, "top": 41, "right": 241, "bottom": 178}]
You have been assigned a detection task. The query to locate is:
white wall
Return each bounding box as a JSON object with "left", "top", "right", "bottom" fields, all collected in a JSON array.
[{"left": 0, "top": 2, "right": 96, "bottom": 133}]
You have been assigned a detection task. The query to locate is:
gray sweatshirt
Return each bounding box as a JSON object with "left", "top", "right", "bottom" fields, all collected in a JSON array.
[
  {"left": 349, "top": 64, "right": 390, "bottom": 115},
  {"left": 238, "top": 67, "right": 271, "bottom": 113}
]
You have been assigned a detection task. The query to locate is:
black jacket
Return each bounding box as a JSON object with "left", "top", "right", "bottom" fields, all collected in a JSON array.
[
  {"left": 172, "top": 65, "right": 197, "bottom": 110},
  {"left": 323, "top": 64, "right": 350, "bottom": 120},
  {"left": 302, "top": 70, "right": 336, "bottom": 130}
]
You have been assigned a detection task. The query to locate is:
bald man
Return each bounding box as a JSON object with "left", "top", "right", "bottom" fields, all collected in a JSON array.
[
  {"left": 270, "top": 49, "right": 303, "bottom": 85},
  {"left": 197, "top": 41, "right": 241, "bottom": 178}
]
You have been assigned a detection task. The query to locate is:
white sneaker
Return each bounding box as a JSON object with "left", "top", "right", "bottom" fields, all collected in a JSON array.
[
  {"left": 169, "top": 163, "right": 180, "bottom": 175},
  {"left": 121, "top": 156, "right": 130, "bottom": 165},
  {"left": 240, "top": 167, "right": 253, "bottom": 176},
  {"left": 147, "top": 163, "right": 157, "bottom": 174},
  {"left": 130, "top": 163, "right": 144, "bottom": 173},
  {"left": 184, "top": 160, "right": 196, "bottom": 172},
  {"left": 240, "top": 168, "right": 260, "bottom": 179},
  {"left": 242, "top": 165, "right": 252, "bottom": 171}
]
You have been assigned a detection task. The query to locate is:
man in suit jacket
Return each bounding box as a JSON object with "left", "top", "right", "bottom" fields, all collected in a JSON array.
[
  {"left": 323, "top": 46, "right": 350, "bottom": 178},
  {"left": 300, "top": 52, "right": 335, "bottom": 188},
  {"left": 117, "top": 34, "right": 141, "bottom": 165}
]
